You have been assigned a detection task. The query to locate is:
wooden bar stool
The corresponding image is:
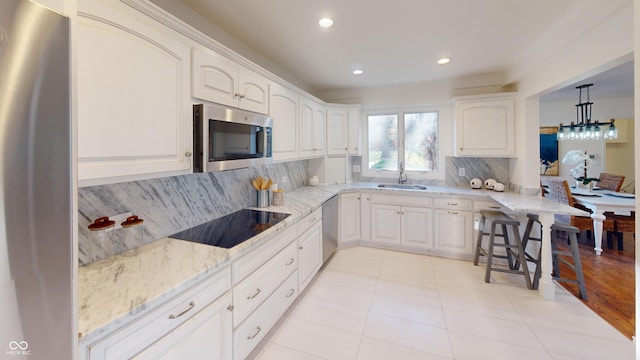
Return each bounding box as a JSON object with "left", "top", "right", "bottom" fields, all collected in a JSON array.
[
  {"left": 550, "top": 223, "right": 588, "bottom": 300},
  {"left": 513, "top": 215, "right": 588, "bottom": 299},
  {"left": 473, "top": 210, "right": 532, "bottom": 289},
  {"left": 514, "top": 214, "right": 543, "bottom": 290}
]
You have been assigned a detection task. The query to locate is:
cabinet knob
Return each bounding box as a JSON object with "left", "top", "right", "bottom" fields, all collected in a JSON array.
[
  {"left": 345, "top": 147, "right": 348, "bottom": 150},
  {"left": 184, "top": 151, "right": 192, "bottom": 157},
  {"left": 299, "top": 246, "right": 304, "bottom": 250},
  {"left": 227, "top": 305, "right": 234, "bottom": 312}
]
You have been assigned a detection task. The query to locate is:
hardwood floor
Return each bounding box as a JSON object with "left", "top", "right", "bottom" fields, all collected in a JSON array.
[{"left": 555, "top": 232, "right": 635, "bottom": 340}]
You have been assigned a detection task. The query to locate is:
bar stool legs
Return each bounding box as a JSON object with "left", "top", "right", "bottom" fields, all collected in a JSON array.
[
  {"left": 515, "top": 214, "right": 543, "bottom": 290},
  {"left": 514, "top": 215, "right": 588, "bottom": 300},
  {"left": 551, "top": 224, "right": 588, "bottom": 300},
  {"left": 473, "top": 210, "right": 532, "bottom": 289}
]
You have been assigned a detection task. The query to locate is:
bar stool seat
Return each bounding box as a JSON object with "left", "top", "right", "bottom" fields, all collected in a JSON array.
[{"left": 473, "top": 210, "right": 532, "bottom": 289}]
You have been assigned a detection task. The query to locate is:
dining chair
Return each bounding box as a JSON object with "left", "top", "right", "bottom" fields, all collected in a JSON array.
[
  {"left": 598, "top": 173, "right": 625, "bottom": 192},
  {"left": 607, "top": 212, "right": 635, "bottom": 251},
  {"left": 544, "top": 178, "right": 614, "bottom": 238}
]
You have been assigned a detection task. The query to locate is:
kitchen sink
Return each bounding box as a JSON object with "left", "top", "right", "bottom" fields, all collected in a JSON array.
[{"left": 377, "top": 184, "right": 427, "bottom": 190}]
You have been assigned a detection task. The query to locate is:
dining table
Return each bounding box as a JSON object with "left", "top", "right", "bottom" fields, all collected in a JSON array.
[{"left": 570, "top": 188, "right": 636, "bottom": 255}]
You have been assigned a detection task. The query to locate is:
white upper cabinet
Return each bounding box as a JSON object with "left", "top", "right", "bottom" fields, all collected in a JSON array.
[
  {"left": 327, "top": 106, "right": 361, "bottom": 155},
  {"left": 192, "top": 47, "right": 269, "bottom": 114},
  {"left": 454, "top": 94, "right": 515, "bottom": 157},
  {"left": 77, "top": 0, "right": 192, "bottom": 186},
  {"left": 299, "top": 97, "right": 326, "bottom": 158},
  {"left": 327, "top": 108, "right": 348, "bottom": 155},
  {"left": 269, "top": 83, "right": 299, "bottom": 161}
]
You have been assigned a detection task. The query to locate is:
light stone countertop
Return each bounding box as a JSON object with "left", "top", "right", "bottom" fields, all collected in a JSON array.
[{"left": 78, "top": 182, "right": 586, "bottom": 343}]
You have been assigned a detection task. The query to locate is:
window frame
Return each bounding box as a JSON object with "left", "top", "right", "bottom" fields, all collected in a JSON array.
[{"left": 362, "top": 106, "right": 446, "bottom": 181}]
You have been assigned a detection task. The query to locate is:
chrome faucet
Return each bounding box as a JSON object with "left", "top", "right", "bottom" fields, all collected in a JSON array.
[{"left": 399, "top": 161, "right": 408, "bottom": 184}]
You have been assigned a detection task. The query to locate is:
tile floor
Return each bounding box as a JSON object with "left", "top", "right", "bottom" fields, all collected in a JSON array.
[{"left": 248, "top": 246, "right": 635, "bottom": 360}]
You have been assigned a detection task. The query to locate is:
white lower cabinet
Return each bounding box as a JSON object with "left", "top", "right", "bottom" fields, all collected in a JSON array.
[
  {"left": 370, "top": 204, "right": 432, "bottom": 249},
  {"left": 233, "top": 272, "right": 298, "bottom": 360},
  {"left": 368, "top": 193, "right": 433, "bottom": 250},
  {"left": 232, "top": 241, "right": 298, "bottom": 326},
  {"left": 433, "top": 198, "right": 474, "bottom": 258},
  {"left": 339, "top": 192, "right": 361, "bottom": 244},
  {"left": 298, "top": 218, "right": 322, "bottom": 292},
  {"left": 134, "top": 293, "right": 232, "bottom": 360},
  {"left": 370, "top": 203, "right": 401, "bottom": 245},
  {"left": 81, "top": 268, "right": 232, "bottom": 360}
]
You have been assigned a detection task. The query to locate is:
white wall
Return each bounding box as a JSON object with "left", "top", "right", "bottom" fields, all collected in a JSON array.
[{"left": 513, "top": 0, "right": 633, "bottom": 193}]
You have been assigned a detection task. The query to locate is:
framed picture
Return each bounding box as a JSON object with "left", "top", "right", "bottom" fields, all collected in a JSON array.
[{"left": 540, "top": 126, "right": 559, "bottom": 175}]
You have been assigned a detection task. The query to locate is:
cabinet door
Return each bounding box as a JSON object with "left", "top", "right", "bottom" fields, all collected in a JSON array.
[
  {"left": 401, "top": 206, "right": 433, "bottom": 249},
  {"left": 192, "top": 47, "right": 238, "bottom": 108},
  {"left": 269, "top": 83, "right": 299, "bottom": 161},
  {"left": 298, "top": 100, "right": 315, "bottom": 158},
  {"left": 77, "top": 0, "right": 192, "bottom": 185},
  {"left": 370, "top": 203, "right": 401, "bottom": 245},
  {"left": 434, "top": 209, "right": 473, "bottom": 258},
  {"left": 348, "top": 108, "right": 361, "bottom": 155},
  {"left": 339, "top": 192, "right": 361, "bottom": 243},
  {"left": 312, "top": 105, "right": 327, "bottom": 155},
  {"left": 298, "top": 222, "right": 322, "bottom": 292},
  {"left": 360, "top": 192, "right": 371, "bottom": 242},
  {"left": 133, "top": 293, "right": 232, "bottom": 360},
  {"left": 455, "top": 98, "right": 515, "bottom": 157},
  {"left": 238, "top": 67, "right": 269, "bottom": 114},
  {"left": 326, "top": 109, "right": 349, "bottom": 155}
]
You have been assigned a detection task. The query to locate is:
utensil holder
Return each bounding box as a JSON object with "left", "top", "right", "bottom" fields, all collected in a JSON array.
[
  {"left": 272, "top": 190, "right": 285, "bottom": 206},
  {"left": 256, "top": 189, "right": 269, "bottom": 208}
]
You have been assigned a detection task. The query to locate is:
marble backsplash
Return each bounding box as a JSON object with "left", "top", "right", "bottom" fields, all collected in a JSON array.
[
  {"left": 78, "top": 160, "right": 309, "bottom": 265},
  {"left": 351, "top": 156, "right": 510, "bottom": 189}
]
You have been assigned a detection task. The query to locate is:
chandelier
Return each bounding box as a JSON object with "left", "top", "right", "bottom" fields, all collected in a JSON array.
[{"left": 556, "top": 84, "right": 618, "bottom": 141}]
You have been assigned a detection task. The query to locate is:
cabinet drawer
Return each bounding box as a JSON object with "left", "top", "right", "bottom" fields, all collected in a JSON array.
[
  {"left": 233, "top": 271, "right": 298, "bottom": 360},
  {"left": 232, "top": 224, "right": 297, "bottom": 284},
  {"left": 233, "top": 241, "right": 297, "bottom": 327},
  {"left": 84, "top": 268, "right": 231, "bottom": 360},
  {"left": 297, "top": 207, "right": 322, "bottom": 235},
  {"left": 473, "top": 200, "right": 511, "bottom": 213},
  {"left": 433, "top": 198, "right": 472, "bottom": 211},
  {"left": 370, "top": 193, "right": 433, "bottom": 207}
]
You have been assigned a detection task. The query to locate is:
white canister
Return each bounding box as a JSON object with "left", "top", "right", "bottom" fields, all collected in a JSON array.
[
  {"left": 492, "top": 183, "right": 505, "bottom": 192},
  {"left": 470, "top": 178, "right": 482, "bottom": 189},
  {"left": 309, "top": 175, "right": 319, "bottom": 186}
]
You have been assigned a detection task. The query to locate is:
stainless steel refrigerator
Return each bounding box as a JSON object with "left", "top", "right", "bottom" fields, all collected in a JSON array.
[{"left": 0, "top": 1, "right": 73, "bottom": 359}]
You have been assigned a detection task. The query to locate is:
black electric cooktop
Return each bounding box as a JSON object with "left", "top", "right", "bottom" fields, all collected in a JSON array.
[{"left": 169, "top": 209, "right": 291, "bottom": 248}]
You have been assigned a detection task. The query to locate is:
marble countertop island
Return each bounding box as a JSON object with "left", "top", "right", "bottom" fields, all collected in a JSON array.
[{"left": 78, "top": 183, "right": 586, "bottom": 341}]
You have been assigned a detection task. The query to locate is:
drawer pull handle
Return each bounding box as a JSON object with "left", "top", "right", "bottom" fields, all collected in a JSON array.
[
  {"left": 286, "top": 258, "right": 295, "bottom": 266},
  {"left": 168, "top": 301, "right": 195, "bottom": 319},
  {"left": 247, "top": 326, "right": 262, "bottom": 340},
  {"left": 247, "top": 288, "right": 261, "bottom": 300},
  {"left": 449, "top": 211, "right": 459, "bottom": 215},
  {"left": 286, "top": 288, "right": 295, "bottom": 298},
  {"left": 489, "top": 206, "right": 501, "bottom": 209},
  {"left": 448, "top": 203, "right": 458, "bottom": 206}
]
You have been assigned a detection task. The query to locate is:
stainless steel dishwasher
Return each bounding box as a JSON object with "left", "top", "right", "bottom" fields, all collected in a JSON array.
[{"left": 322, "top": 195, "right": 339, "bottom": 264}]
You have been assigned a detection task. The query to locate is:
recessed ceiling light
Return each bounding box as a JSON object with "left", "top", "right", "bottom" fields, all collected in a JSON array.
[
  {"left": 437, "top": 57, "right": 451, "bottom": 65},
  {"left": 352, "top": 69, "right": 363, "bottom": 75},
  {"left": 319, "top": 18, "right": 334, "bottom": 28}
]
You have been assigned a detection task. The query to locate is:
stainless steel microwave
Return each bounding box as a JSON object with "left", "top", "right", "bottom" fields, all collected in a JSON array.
[{"left": 193, "top": 103, "right": 273, "bottom": 172}]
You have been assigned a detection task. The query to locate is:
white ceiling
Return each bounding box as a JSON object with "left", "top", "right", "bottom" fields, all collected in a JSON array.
[{"left": 174, "top": 0, "right": 632, "bottom": 97}]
